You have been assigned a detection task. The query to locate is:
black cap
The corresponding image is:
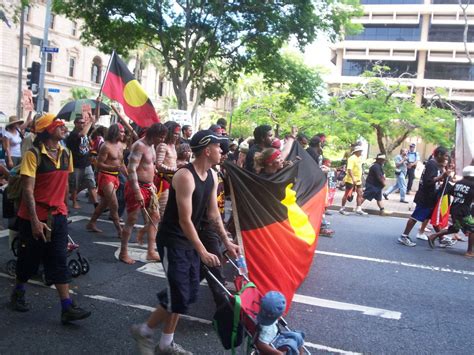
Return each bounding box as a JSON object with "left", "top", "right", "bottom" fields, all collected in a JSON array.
[{"left": 190, "top": 130, "right": 228, "bottom": 152}]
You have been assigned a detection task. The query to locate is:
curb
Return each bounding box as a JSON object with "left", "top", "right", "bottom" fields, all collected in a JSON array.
[{"left": 327, "top": 205, "right": 410, "bottom": 219}]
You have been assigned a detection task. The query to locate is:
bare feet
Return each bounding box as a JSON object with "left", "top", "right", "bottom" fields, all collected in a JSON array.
[
  {"left": 119, "top": 252, "right": 136, "bottom": 264},
  {"left": 464, "top": 252, "right": 474, "bottom": 258},
  {"left": 136, "top": 228, "right": 146, "bottom": 245},
  {"left": 146, "top": 251, "right": 161, "bottom": 262},
  {"left": 86, "top": 223, "right": 103, "bottom": 233}
]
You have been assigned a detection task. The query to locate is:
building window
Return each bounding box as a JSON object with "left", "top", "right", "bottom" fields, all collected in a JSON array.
[
  {"left": 69, "top": 57, "right": 76, "bottom": 77},
  {"left": 46, "top": 53, "right": 53, "bottom": 73},
  {"left": 429, "top": 25, "right": 474, "bottom": 43},
  {"left": 49, "top": 14, "right": 55, "bottom": 29},
  {"left": 22, "top": 47, "right": 28, "bottom": 68},
  {"left": 71, "top": 21, "right": 77, "bottom": 36},
  {"left": 425, "top": 62, "right": 474, "bottom": 81},
  {"left": 342, "top": 60, "right": 418, "bottom": 77},
  {"left": 158, "top": 75, "right": 165, "bottom": 96},
  {"left": 91, "top": 56, "right": 102, "bottom": 83},
  {"left": 346, "top": 24, "right": 421, "bottom": 42}
]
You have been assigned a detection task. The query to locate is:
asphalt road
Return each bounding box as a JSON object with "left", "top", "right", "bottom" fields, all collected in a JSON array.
[{"left": 1, "top": 200, "right": 473, "bottom": 354}]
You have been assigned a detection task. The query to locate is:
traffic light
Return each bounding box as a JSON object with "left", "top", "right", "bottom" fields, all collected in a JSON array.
[
  {"left": 33, "top": 96, "right": 49, "bottom": 112},
  {"left": 26, "top": 61, "right": 41, "bottom": 94}
]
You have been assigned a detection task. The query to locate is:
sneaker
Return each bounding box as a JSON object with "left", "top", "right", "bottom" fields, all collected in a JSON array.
[
  {"left": 383, "top": 193, "right": 389, "bottom": 200},
  {"left": 10, "top": 289, "right": 29, "bottom": 312},
  {"left": 131, "top": 324, "right": 154, "bottom": 355},
  {"left": 320, "top": 228, "right": 335, "bottom": 237},
  {"left": 398, "top": 236, "right": 416, "bottom": 247},
  {"left": 400, "top": 200, "right": 409, "bottom": 204},
  {"left": 339, "top": 209, "right": 349, "bottom": 216},
  {"left": 380, "top": 210, "right": 392, "bottom": 216},
  {"left": 355, "top": 209, "right": 368, "bottom": 216},
  {"left": 61, "top": 301, "right": 91, "bottom": 324},
  {"left": 439, "top": 238, "right": 457, "bottom": 248},
  {"left": 416, "top": 232, "right": 428, "bottom": 241},
  {"left": 155, "top": 342, "right": 193, "bottom": 355}
]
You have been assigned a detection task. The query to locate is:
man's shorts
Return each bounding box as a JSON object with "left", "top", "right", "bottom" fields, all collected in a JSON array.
[
  {"left": 124, "top": 181, "right": 158, "bottom": 213},
  {"left": 69, "top": 165, "right": 96, "bottom": 192},
  {"left": 15, "top": 215, "right": 71, "bottom": 285},
  {"left": 156, "top": 245, "right": 200, "bottom": 314},
  {"left": 97, "top": 172, "right": 120, "bottom": 197},
  {"left": 447, "top": 214, "right": 474, "bottom": 234},
  {"left": 363, "top": 183, "right": 382, "bottom": 201},
  {"left": 411, "top": 205, "right": 434, "bottom": 222},
  {"left": 345, "top": 182, "right": 362, "bottom": 190}
]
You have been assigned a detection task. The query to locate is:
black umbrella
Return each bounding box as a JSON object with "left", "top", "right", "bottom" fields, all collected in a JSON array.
[{"left": 56, "top": 99, "right": 111, "bottom": 121}]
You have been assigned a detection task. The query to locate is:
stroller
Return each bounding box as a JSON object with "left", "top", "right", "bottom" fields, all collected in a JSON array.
[
  {"left": 207, "top": 255, "right": 311, "bottom": 354},
  {"left": 5, "top": 234, "right": 90, "bottom": 283}
]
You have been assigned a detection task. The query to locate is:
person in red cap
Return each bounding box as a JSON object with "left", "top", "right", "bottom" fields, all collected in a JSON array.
[
  {"left": 10, "top": 113, "right": 91, "bottom": 324},
  {"left": 86, "top": 123, "right": 127, "bottom": 237}
]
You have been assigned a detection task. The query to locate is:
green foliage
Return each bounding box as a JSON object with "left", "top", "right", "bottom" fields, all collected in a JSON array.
[{"left": 53, "top": 0, "right": 359, "bottom": 110}]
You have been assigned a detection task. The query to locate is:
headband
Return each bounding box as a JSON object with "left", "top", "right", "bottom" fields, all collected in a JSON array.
[
  {"left": 46, "top": 119, "right": 66, "bottom": 134},
  {"left": 265, "top": 150, "right": 281, "bottom": 165},
  {"left": 174, "top": 126, "right": 181, "bottom": 134}
]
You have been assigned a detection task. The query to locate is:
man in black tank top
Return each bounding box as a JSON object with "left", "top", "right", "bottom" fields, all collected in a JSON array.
[{"left": 131, "top": 130, "right": 240, "bottom": 355}]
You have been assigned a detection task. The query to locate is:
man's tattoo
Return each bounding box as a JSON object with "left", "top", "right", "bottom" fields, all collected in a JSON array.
[{"left": 208, "top": 216, "right": 227, "bottom": 242}]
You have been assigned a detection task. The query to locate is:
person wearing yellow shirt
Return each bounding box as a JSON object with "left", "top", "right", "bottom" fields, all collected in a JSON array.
[{"left": 340, "top": 146, "right": 368, "bottom": 215}]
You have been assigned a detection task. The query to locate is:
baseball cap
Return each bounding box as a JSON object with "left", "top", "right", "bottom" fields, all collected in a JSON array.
[
  {"left": 410, "top": 143, "right": 416, "bottom": 147},
  {"left": 257, "top": 291, "right": 286, "bottom": 326},
  {"left": 190, "top": 129, "right": 227, "bottom": 152}
]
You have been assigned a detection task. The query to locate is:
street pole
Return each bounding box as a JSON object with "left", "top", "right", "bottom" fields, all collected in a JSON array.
[
  {"left": 37, "top": 0, "right": 52, "bottom": 113},
  {"left": 16, "top": 6, "right": 25, "bottom": 118}
]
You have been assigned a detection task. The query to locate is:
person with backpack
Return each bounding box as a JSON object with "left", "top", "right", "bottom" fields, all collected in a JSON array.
[{"left": 10, "top": 113, "right": 91, "bottom": 324}]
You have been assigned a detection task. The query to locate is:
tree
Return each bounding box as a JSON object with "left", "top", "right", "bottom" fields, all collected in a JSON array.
[
  {"left": 324, "top": 66, "right": 455, "bottom": 155},
  {"left": 53, "top": 0, "right": 361, "bottom": 111}
]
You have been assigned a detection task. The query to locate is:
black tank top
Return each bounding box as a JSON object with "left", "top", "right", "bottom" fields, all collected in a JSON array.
[{"left": 157, "top": 163, "right": 214, "bottom": 249}]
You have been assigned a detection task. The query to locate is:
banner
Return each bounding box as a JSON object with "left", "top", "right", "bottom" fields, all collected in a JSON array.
[{"left": 455, "top": 117, "right": 474, "bottom": 176}]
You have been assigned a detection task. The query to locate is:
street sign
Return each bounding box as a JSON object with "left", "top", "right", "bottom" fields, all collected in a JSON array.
[
  {"left": 42, "top": 46, "right": 59, "bottom": 53},
  {"left": 48, "top": 88, "right": 60, "bottom": 93}
]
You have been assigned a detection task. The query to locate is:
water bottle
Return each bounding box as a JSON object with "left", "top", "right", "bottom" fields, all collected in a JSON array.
[{"left": 235, "top": 255, "right": 248, "bottom": 276}]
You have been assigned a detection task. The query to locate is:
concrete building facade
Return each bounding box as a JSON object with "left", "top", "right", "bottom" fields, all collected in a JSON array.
[
  {"left": 330, "top": 0, "right": 474, "bottom": 109},
  {"left": 0, "top": 1, "right": 231, "bottom": 127}
]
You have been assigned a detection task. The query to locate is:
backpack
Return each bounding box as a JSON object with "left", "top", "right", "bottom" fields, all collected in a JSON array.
[
  {"left": 3, "top": 147, "right": 41, "bottom": 220},
  {"left": 212, "top": 282, "right": 256, "bottom": 354}
]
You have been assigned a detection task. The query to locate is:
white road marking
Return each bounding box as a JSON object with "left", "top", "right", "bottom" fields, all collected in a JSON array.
[
  {"left": 293, "top": 294, "right": 401, "bottom": 320},
  {"left": 316, "top": 250, "right": 474, "bottom": 277},
  {"left": 0, "top": 230, "right": 10, "bottom": 238},
  {"left": 0, "top": 272, "right": 355, "bottom": 354},
  {"left": 93, "top": 242, "right": 402, "bottom": 320}
]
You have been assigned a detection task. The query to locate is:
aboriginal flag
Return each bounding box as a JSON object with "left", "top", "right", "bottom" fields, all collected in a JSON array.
[
  {"left": 102, "top": 52, "right": 159, "bottom": 127},
  {"left": 224, "top": 142, "right": 327, "bottom": 311}
]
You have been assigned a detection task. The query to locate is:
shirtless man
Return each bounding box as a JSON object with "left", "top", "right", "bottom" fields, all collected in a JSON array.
[
  {"left": 155, "top": 122, "right": 180, "bottom": 217},
  {"left": 120, "top": 123, "right": 167, "bottom": 264},
  {"left": 86, "top": 124, "right": 126, "bottom": 237}
]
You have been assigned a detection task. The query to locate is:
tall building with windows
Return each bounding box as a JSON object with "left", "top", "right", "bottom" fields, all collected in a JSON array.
[{"left": 329, "top": 0, "right": 474, "bottom": 109}]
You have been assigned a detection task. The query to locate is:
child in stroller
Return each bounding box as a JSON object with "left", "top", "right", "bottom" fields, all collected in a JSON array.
[{"left": 256, "top": 291, "right": 305, "bottom": 355}]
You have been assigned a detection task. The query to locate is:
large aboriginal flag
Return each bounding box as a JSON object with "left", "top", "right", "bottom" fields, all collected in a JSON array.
[
  {"left": 102, "top": 52, "right": 159, "bottom": 127},
  {"left": 224, "top": 142, "right": 327, "bottom": 311}
]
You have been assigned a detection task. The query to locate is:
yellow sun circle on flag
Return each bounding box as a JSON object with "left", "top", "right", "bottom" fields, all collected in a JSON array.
[{"left": 123, "top": 80, "right": 148, "bottom": 107}]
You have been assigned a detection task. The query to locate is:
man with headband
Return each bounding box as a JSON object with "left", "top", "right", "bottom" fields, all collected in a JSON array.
[
  {"left": 120, "top": 123, "right": 168, "bottom": 264},
  {"left": 87, "top": 123, "right": 127, "bottom": 238},
  {"left": 10, "top": 113, "right": 91, "bottom": 324}
]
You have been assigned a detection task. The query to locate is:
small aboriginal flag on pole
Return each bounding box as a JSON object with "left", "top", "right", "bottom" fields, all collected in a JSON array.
[
  {"left": 101, "top": 51, "right": 159, "bottom": 127},
  {"left": 224, "top": 142, "right": 327, "bottom": 311}
]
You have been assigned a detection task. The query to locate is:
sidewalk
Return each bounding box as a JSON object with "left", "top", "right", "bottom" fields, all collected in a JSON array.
[{"left": 328, "top": 185, "right": 416, "bottom": 218}]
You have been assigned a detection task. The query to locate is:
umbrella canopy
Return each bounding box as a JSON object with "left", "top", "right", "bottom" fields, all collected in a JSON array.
[{"left": 56, "top": 99, "right": 110, "bottom": 121}]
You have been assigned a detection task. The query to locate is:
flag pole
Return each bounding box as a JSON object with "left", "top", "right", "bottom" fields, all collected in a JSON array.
[
  {"left": 228, "top": 178, "right": 245, "bottom": 256},
  {"left": 98, "top": 50, "right": 115, "bottom": 98}
]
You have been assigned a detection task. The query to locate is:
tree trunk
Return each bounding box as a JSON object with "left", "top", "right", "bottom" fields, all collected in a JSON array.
[
  {"left": 175, "top": 85, "right": 188, "bottom": 111},
  {"left": 374, "top": 125, "right": 386, "bottom": 155}
]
